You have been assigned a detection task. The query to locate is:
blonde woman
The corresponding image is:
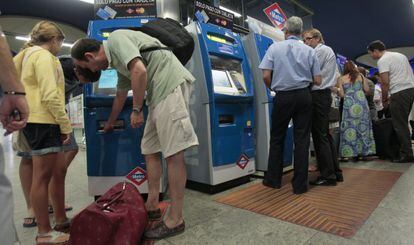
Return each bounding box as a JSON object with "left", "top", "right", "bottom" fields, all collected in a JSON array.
[{"left": 14, "top": 21, "right": 71, "bottom": 244}]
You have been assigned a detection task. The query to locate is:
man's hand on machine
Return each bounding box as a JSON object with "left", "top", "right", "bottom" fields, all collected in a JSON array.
[
  {"left": 130, "top": 111, "right": 144, "bottom": 128},
  {"left": 103, "top": 121, "right": 114, "bottom": 133}
]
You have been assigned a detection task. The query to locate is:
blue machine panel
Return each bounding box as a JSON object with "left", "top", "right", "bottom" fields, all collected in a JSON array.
[
  {"left": 84, "top": 107, "right": 146, "bottom": 176},
  {"left": 196, "top": 22, "right": 255, "bottom": 168}
]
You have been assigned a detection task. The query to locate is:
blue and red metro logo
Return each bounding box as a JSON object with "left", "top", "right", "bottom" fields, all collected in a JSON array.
[
  {"left": 263, "top": 3, "right": 287, "bottom": 29},
  {"left": 126, "top": 167, "right": 147, "bottom": 186},
  {"left": 237, "top": 154, "right": 250, "bottom": 170},
  {"left": 270, "top": 10, "right": 286, "bottom": 25}
]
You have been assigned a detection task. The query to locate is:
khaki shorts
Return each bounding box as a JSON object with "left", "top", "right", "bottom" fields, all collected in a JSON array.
[{"left": 141, "top": 81, "right": 199, "bottom": 158}]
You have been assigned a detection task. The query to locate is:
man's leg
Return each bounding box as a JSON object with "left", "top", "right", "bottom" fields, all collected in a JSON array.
[
  {"left": 328, "top": 130, "right": 342, "bottom": 180},
  {"left": 265, "top": 93, "right": 292, "bottom": 187},
  {"left": 164, "top": 151, "right": 186, "bottom": 228},
  {"left": 144, "top": 83, "right": 198, "bottom": 240},
  {"left": 311, "top": 90, "right": 336, "bottom": 180},
  {"left": 390, "top": 88, "right": 414, "bottom": 159},
  {"left": 292, "top": 89, "right": 312, "bottom": 193},
  {"left": 145, "top": 153, "right": 162, "bottom": 211}
]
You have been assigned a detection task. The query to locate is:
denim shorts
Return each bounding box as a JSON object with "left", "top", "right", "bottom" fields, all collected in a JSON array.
[
  {"left": 61, "top": 132, "right": 79, "bottom": 152},
  {"left": 22, "top": 123, "right": 62, "bottom": 156},
  {"left": 18, "top": 131, "right": 78, "bottom": 159}
]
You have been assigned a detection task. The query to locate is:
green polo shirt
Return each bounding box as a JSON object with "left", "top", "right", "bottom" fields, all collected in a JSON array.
[{"left": 103, "top": 29, "right": 195, "bottom": 106}]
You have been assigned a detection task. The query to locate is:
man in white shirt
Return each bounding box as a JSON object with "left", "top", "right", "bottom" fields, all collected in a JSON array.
[
  {"left": 368, "top": 40, "right": 414, "bottom": 163},
  {"left": 303, "top": 28, "right": 342, "bottom": 186}
]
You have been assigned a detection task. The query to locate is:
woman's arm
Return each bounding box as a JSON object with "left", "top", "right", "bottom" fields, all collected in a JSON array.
[{"left": 336, "top": 77, "right": 345, "bottom": 98}]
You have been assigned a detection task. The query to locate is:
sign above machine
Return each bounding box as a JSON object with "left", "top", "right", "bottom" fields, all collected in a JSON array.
[
  {"left": 263, "top": 2, "right": 287, "bottom": 29},
  {"left": 194, "top": 0, "right": 234, "bottom": 31},
  {"left": 94, "top": 0, "right": 157, "bottom": 20}
]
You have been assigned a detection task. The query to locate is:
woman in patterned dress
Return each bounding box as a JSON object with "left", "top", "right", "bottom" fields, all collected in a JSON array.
[{"left": 336, "top": 60, "right": 376, "bottom": 160}]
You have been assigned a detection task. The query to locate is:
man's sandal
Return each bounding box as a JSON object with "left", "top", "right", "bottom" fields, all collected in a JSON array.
[
  {"left": 35, "top": 230, "right": 70, "bottom": 245},
  {"left": 53, "top": 218, "right": 71, "bottom": 233}
]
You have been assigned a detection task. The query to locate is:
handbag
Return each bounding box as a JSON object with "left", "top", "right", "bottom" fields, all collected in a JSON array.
[{"left": 70, "top": 182, "right": 148, "bottom": 245}]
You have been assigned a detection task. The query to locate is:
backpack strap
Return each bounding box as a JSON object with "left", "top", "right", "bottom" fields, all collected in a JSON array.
[
  {"left": 140, "top": 46, "right": 171, "bottom": 53},
  {"left": 139, "top": 46, "right": 172, "bottom": 65}
]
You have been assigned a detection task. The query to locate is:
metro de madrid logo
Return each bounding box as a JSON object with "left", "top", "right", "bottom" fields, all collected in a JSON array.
[
  {"left": 263, "top": 3, "right": 287, "bottom": 29},
  {"left": 237, "top": 154, "right": 250, "bottom": 170},
  {"left": 270, "top": 9, "right": 286, "bottom": 25},
  {"left": 126, "top": 166, "right": 147, "bottom": 186}
]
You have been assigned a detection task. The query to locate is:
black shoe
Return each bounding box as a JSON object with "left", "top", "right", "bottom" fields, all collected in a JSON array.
[
  {"left": 293, "top": 189, "right": 307, "bottom": 195},
  {"left": 336, "top": 173, "right": 344, "bottom": 182},
  {"left": 262, "top": 179, "right": 281, "bottom": 189},
  {"left": 392, "top": 157, "right": 414, "bottom": 163},
  {"left": 310, "top": 177, "right": 337, "bottom": 186}
]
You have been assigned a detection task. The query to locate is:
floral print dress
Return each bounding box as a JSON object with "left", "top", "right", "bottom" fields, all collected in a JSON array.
[{"left": 339, "top": 79, "right": 376, "bottom": 157}]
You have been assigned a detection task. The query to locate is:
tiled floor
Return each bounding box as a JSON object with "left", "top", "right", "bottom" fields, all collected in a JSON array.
[{"left": 2, "top": 130, "right": 414, "bottom": 245}]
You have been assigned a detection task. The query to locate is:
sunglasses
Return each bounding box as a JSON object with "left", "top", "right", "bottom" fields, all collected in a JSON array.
[{"left": 304, "top": 37, "right": 314, "bottom": 41}]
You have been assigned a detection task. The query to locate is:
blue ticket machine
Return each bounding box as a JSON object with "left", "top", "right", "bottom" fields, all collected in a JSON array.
[
  {"left": 85, "top": 18, "right": 167, "bottom": 196},
  {"left": 184, "top": 21, "right": 256, "bottom": 193},
  {"left": 243, "top": 32, "right": 294, "bottom": 172}
]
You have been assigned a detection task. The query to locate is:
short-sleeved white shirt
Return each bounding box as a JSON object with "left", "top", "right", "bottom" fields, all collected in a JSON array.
[{"left": 377, "top": 51, "right": 414, "bottom": 94}]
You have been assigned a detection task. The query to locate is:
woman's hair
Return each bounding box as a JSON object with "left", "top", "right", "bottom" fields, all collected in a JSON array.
[
  {"left": 22, "top": 21, "right": 65, "bottom": 50},
  {"left": 343, "top": 60, "right": 359, "bottom": 83}
]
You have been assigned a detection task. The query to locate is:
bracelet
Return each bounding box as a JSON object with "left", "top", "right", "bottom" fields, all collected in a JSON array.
[
  {"left": 3, "top": 91, "right": 26, "bottom": 95},
  {"left": 132, "top": 107, "right": 143, "bottom": 113}
]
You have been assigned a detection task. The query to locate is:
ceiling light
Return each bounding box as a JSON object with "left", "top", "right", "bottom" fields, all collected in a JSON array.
[
  {"left": 16, "top": 36, "right": 74, "bottom": 48},
  {"left": 219, "top": 6, "right": 242, "bottom": 18},
  {"left": 78, "top": 0, "right": 94, "bottom": 4},
  {"left": 15, "top": 36, "right": 30, "bottom": 42}
]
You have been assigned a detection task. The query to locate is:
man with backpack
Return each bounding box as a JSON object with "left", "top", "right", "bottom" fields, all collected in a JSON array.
[{"left": 71, "top": 28, "right": 199, "bottom": 239}]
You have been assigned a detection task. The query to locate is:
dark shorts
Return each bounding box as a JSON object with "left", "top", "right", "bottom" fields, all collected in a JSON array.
[{"left": 22, "top": 123, "right": 62, "bottom": 156}]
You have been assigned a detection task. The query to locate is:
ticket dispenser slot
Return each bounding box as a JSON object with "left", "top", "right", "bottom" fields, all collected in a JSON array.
[
  {"left": 219, "top": 115, "right": 234, "bottom": 125},
  {"left": 97, "top": 120, "right": 125, "bottom": 133}
]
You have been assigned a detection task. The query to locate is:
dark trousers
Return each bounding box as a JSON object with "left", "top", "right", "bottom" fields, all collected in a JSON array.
[
  {"left": 311, "top": 90, "right": 340, "bottom": 180},
  {"left": 389, "top": 87, "right": 414, "bottom": 159},
  {"left": 265, "top": 88, "right": 312, "bottom": 193}
]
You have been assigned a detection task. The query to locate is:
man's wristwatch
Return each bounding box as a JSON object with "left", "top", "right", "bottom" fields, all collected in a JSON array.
[{"left": 132, "top": 106, "right": 143, "bottom": 114}]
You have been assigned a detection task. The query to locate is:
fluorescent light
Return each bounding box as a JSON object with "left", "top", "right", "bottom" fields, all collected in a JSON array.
[
  {"left": 15, "top": 36, "right": 74, "bottom": 48},
  {"left": 219, "top": 6, "right": 242, "bottom": 18},
  {"left": 62, "top": 42, "right": 74, "bottom": 48},
  {"left": 79, "top": 0, "right": 94, "bottom": 4},
  {"left": 15, "top": 36, "right": 30, "bottom": 41}
]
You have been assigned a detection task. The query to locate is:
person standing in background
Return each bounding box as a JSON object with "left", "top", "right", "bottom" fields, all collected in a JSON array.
[
  {"left": 260, "top": 16, "right": 321, "bottom": 194},
  {"left": 303, "top": 28, "right": 342, "bottom": 185},
  {"left": 14, "top": 21, "right": 71, "bottom": 244},
  {"left": 358, "top": 67, "right": 377, "bottom": 121},
  {"left": 368, "top": 40, "right": 414, "bottom": 163},
  {"left": 337, "top": 60, "right": 376, "bottom": 161}
]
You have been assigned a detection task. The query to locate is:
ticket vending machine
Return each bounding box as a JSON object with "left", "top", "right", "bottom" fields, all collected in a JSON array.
[
  {"left": 243, "top": 32, "right": 294, "bottom": 172},
  {"left": 85, "top": 18, "right": 167, "bottom": 197},
  {"left": 184, "top": 21, "right": 256, "bottom": 193}
]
